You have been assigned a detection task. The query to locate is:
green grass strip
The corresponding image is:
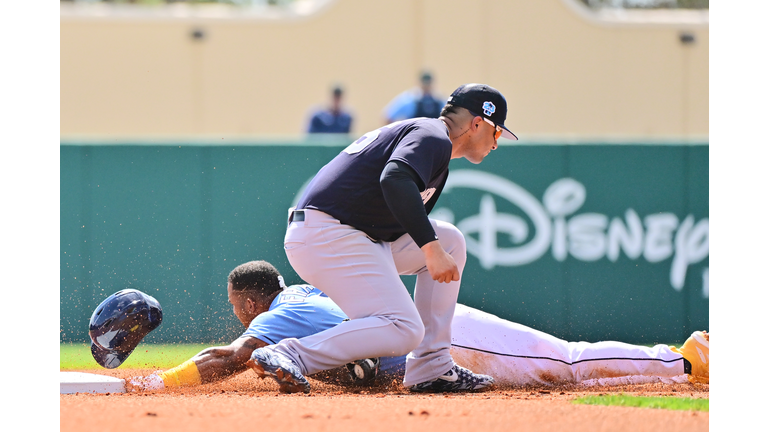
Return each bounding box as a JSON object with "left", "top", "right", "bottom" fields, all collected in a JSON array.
[
  {"left": 573, "top": 394, "right": 708, "bottom": 411},
  {"left": 60, "top": 343, "right": 209, "bottom": 370}
]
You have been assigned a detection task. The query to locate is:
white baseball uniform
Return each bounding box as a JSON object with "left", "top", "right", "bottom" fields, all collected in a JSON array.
[{"left": 448, "top": 304, "right": 684, "bottom": 386}]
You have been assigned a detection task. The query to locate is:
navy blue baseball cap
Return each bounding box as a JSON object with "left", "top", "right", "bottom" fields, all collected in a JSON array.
[
  {"left": 89, "top": 289, "right": 163, "bottom": 369},
  {"left": 446, "top": 83, "right": 518, "bottom": 140}
]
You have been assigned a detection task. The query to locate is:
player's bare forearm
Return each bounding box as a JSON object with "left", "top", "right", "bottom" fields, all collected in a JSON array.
[
  {"left": 192, "top": 349, "right": 247, "bottom": 383},
  {"left": 421, "top": 240, "right": 460, "bottom": 283},
  {"left": 127, "top": 337, "right": 268, "bottom": 391},
  {"left": 192, "top": 336, "right": 268, "bottom": 383}
]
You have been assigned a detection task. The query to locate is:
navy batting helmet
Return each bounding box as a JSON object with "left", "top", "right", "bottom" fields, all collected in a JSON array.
[{"left": 89, "top": 289, "right": 163, "bottom": 369}]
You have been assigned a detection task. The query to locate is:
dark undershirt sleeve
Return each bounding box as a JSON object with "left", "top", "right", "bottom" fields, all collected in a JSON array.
[{"left": 380, "top": 160, "right": 438, "bottom": 248}]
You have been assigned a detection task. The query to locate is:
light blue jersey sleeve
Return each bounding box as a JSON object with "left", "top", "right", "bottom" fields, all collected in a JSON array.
[{"left": 242, "top": 285, "right": 348, "bottom": 345}]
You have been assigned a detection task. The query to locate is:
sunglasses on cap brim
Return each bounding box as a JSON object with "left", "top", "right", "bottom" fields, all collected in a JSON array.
[
  {"left": 469, "top": 111, "right": 502, "bottom": 140},
  {"left": 468, "top": 111, "right": 518, "bottom": 141}
]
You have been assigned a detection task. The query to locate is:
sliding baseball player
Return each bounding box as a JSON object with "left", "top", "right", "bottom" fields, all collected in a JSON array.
[{"left": 126, "top": 261, "right": 709, "bottom": 392}]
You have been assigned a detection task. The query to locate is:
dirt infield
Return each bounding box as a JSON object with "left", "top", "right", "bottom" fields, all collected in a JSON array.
[{"left": 61, "top": 369, "right": 709, "bottom": 432}]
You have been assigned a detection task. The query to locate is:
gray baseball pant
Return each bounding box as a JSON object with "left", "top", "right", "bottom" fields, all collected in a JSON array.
[{"left": 277, "top": 208, "right": 466, "bottom": 387}]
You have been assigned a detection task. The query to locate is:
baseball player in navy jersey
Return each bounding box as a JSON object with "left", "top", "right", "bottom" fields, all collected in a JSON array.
[
  {"left": 244, "top": 83, "right": 524, "bottom": 394},
  {"left": 127, "top": 261, "right": 709, "bottom": 392}
]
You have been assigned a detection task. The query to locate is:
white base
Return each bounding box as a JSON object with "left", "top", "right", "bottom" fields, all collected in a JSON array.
[{"left": 60, "top": 372, "right": 126, "bottom": 394}]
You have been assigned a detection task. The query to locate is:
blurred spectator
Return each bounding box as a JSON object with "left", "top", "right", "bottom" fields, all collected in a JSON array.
[
  {"left": 382, "top": 70, "right": 445, "bottom": 124},
  {"left": 307, "top": 85, "right": 353, "bottom": 134}
]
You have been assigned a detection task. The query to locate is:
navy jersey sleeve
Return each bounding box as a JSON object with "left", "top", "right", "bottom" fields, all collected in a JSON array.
[
  {"left": 388, "top": 125, "right": 452, "bottom": 189},
  {"left": 380, "top": 161, "right": 438, "bottom": 247}
]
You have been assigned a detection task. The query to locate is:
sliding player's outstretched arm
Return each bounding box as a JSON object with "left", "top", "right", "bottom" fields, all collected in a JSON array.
[
  {"left": 127, "top": 336, "right": 267, "bottom": 391},
  {"left": 192, "top": 336, "right": 268, "bottom": 383}
]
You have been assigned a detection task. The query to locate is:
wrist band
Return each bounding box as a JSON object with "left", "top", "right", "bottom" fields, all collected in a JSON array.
[{"left": 158, "top": 360, "right": 202, "bottom": 388}]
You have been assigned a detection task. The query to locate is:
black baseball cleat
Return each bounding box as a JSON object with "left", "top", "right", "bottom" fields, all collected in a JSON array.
[
  {"left": 409, "top": 365, "right": 494, "bottom": 393},
  {"left": 247, "top": 348, "right": 311, "bottom": 394},
  {"left": 345, "top": 358, "right": 380, "bottom": 386}
]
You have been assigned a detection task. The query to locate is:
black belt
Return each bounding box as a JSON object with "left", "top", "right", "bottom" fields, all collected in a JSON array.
[{"left": 288, "top": 209, "right": 305, "bottom": 224}]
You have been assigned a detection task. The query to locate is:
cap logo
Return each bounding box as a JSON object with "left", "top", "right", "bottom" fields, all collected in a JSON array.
[{"left": 482, "top": 101, "right": 496, "bottom": 117}]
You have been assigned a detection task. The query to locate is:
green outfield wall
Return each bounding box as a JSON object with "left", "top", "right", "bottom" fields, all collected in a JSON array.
[{"left": 60, "top": 140, "right": 709, "bottom": 346}]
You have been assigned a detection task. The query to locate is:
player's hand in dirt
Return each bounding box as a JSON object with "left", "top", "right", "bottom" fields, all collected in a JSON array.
[
  {"left": 125, "top": 372, "right": 165, "bottom": 392},
  {"left": 421, "top": 240, "right": 460, "bottom": 283}
]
